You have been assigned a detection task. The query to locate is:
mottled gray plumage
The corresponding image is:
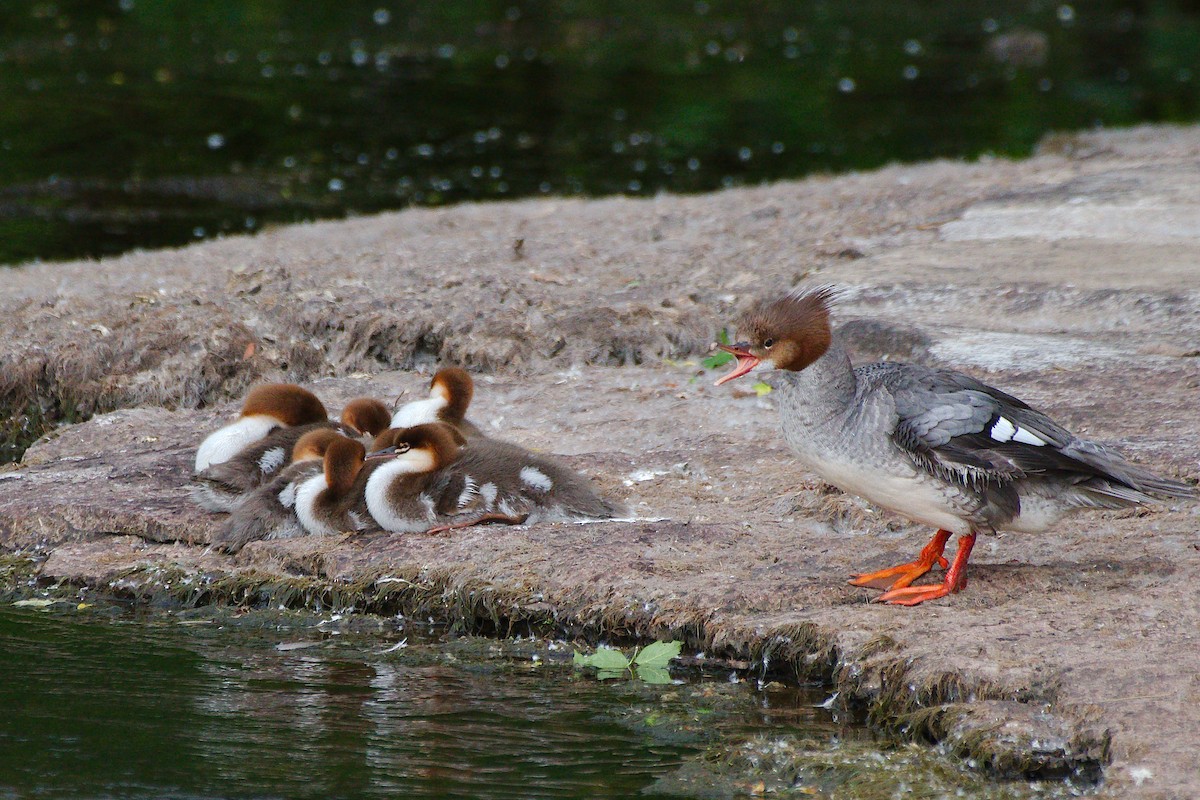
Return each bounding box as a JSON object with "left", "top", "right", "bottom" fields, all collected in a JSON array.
[
  {"left": 773, "top": 331, "right": 1193, "bottom": 536},
  {"left": 430, "top": 438, "right": 627, "bottom": 523}
]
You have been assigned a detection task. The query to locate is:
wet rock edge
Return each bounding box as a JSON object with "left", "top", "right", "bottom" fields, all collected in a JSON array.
[{"left": 0, "top": 546, "right": 1109, "bottom": 786}]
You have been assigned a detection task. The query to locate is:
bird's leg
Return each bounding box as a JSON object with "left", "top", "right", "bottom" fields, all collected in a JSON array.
[
  {"left": 875, "top": 533, "right": 977, "bottom": 606},
  {"left": 848, "top": 529, "right": 952, "bottom": 590},
  {"left": 424, "top": 512, "right": 530, "bottom": 536}
]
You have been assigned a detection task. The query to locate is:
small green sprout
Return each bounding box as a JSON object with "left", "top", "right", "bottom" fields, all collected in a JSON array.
[{"left": 702, "top": 329, "right": 734, "bottom": 370}]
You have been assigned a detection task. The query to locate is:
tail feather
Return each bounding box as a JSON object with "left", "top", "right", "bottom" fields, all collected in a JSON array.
[{"left": 1063, "top": 440, "right": 1196, "bottom": 501}]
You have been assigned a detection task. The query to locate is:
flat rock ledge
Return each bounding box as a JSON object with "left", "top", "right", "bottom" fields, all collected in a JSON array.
[{"left": 3, "top": 124, "right": 1200, "bottom": 798}]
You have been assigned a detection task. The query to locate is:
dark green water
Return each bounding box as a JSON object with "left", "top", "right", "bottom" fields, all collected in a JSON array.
[
  {"left": 3, "top": 1, "right": 1200, "bottom": 265},
  {"left": 0, "top": 600, "right": 1092, "bottom": 799},
  {"left": 0, "top": 604, "right": 843, "bottom": 799}
]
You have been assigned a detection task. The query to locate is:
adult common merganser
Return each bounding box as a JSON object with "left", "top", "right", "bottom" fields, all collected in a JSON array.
[
  {"left": 192, "top": 397, "right": 391, "bottom": 512},
  {"left": 211, "top": 428, "right": 345, "bottom": 553},
  {"left": 194, "top": 383, "right": 328, "bottom": 472},
  {"left": 294, "top": 436, "right": 397, "bottom": 537},
  {"left": 715, "top": 286, "right": 1196, "bottom": 606},
  {"left": 367, "top": 425, "right": 627, "bottom": 534},
  {"left": 390, "top": 367, "right": 483, "bottom": 438}
]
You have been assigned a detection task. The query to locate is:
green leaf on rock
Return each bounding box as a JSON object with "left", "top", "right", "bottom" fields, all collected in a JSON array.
[
  {"left": 632, "top": 640, "right": 682, "bottom": 668},
  {"left": 636, "top": 666, "right": 673, "bottom": 684},
  {"left": 752, "top": 381, "right": 772, "bottom": 396},
  {"left": 573, "top": 646, "right": 631, "bottom": 671}
]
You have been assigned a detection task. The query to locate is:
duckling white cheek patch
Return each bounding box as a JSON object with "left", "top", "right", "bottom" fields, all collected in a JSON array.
[{"left": 990, "top": 417, "right": 1046, "bottom": 446}]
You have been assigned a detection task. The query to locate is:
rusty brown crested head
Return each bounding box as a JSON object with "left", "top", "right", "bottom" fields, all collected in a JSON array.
[{"left": 714, "top": 285, "right": 839, "bottom": 386}]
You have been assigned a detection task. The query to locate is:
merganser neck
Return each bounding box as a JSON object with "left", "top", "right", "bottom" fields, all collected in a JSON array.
[{"left": 773, "top": 336, "right": 857, "bottom": 426}]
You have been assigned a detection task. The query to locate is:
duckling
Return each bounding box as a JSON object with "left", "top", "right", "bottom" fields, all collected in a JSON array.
[
  {"left": 195, "top": 383, "right": 328, "bottom": 471},
  {"left": 363, "top": 424, "right": 466, "bottom": 532},
  {"left": 294, "top": 436, "right": 398, "bottom": 537},
  {"left": 210, "top": 428, "right": 345, "bottom": 554},
  {"left": 192, "top": 397, "right": 391, "bottom": 512},
  {"left": 367, "top": 426, "right": 626, "bottom": 534},
  {"left": 391, "top": 367, "right": 483, "bottom": 438}
]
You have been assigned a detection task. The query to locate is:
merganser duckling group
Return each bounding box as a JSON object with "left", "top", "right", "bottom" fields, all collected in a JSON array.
[
  {"left": 190, "top": 293, "right": 1194, "bottom": 607},
  {"left": 193, "top": 368, "right": 625, "bottom": 553},
  {"left": 715, "top": 286, "right": 1195, "bottom": 606}
]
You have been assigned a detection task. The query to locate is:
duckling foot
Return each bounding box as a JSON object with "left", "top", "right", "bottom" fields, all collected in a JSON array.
[
  {"left": 849, "top": 529, "right": 951, "bottom": 590},
  {"left": 424, "top": 512, "right": 530, "bottom": 536},
  {"left": 875, "top": 532, "right": 976, "bottom": 606}
]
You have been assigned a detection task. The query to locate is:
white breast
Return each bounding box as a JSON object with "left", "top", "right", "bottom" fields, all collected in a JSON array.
[
  {"left": 364, "top": 453, "right": 438, "bottom": 532},
  {"left": 807, "top": 456, "right": 971, "bottom": 535},
  {"left": 195, "top": 415, "right": 280, "bottom": 471},
  {"left": 390, "top": 396, "right": 448, "bottom": 429},
  {"left": 294, "top": 474, "right": 338, "bottom": 537}
]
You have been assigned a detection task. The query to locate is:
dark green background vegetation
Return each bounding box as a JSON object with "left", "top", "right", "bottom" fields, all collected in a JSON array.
[{"left": 2, "top": 0, "right": 1198, "bottom": 264}]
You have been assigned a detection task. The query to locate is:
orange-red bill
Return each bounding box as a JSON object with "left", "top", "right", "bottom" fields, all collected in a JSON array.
[{"left": 713, "top": 344, "right": 760, "bottom": 386}]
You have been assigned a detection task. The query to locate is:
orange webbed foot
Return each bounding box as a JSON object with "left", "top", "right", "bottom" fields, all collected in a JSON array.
[
  {"left": 875, "top": 583, "right": 954, "bottom": 606},
  {"left": 868, "top": 532, "right": 977, "bottom": 607},
  {"left": 848, "top": 529, "right": 952, "bottom": 591}
]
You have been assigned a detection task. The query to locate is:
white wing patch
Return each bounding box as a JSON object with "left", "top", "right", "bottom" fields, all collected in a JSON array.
[
  {"left": 990, "top": 416, "right": 1046, "bottom": 446},
  {"left": 258, "top": 447, "right": 287, "bottom": 474},
  {"left": 456, "top": 476, "right": 480, "bottom": 509},
  {"left": 278, "top": 482, "right": 299, "bottom": 508},
  {"left": 419, "top": 493, "right": 437, "bottom": 521},
  {"left": 1011, "top": 428, "right": 1046, "bottom": 446},
  {"left": 479, "top": 482, "right": 498, "bottom": 506},
  {"left": 519, "top": 466, "right": 553, "bottom": 492}
]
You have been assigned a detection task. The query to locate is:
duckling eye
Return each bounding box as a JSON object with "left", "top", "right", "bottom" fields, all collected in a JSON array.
[
  {"left": 397, "top": 443, "right": 410, "bottom": 453},
  {"left": 763, "top": 338, "right": 775, "bottom": 349}
]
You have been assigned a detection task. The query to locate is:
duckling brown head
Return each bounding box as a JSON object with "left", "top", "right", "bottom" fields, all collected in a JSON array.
[
  {"left": 340, "top": 398, "right": 392, "bottom": 438},
  {"left": 241, "top": 383, "right": 328, "bottom": 426},
  {"left": 371, "top": 423, "right": 463, "bottom": 471},
  {"left": 430, "top": 368, "right": 474, "bottom": 425},
  {"left": 323, "top": 437, "right": 369, "bottom": 500},
  {"left": 390, "top": 367, "right": 476, "bottom": 429},
  {"left": 374, "top": 421, "right": 467, "bottom": 451},
  {"left": 292, "top": 428, "right": 344, "bottom": 463}
]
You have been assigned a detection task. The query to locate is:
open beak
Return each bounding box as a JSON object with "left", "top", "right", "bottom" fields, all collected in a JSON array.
[{"left": 714, "top": 343, "right": 761, "bottom": 386}]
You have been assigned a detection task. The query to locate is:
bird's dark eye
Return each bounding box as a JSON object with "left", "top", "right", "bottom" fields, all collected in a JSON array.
[{"left": 763, "top": 338, "right": 775, "bottom": 348}]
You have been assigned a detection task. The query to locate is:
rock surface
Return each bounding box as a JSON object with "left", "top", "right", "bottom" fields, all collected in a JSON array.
[{"left": 2, "top": 124, "right": 1199, "bottom": 798}]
